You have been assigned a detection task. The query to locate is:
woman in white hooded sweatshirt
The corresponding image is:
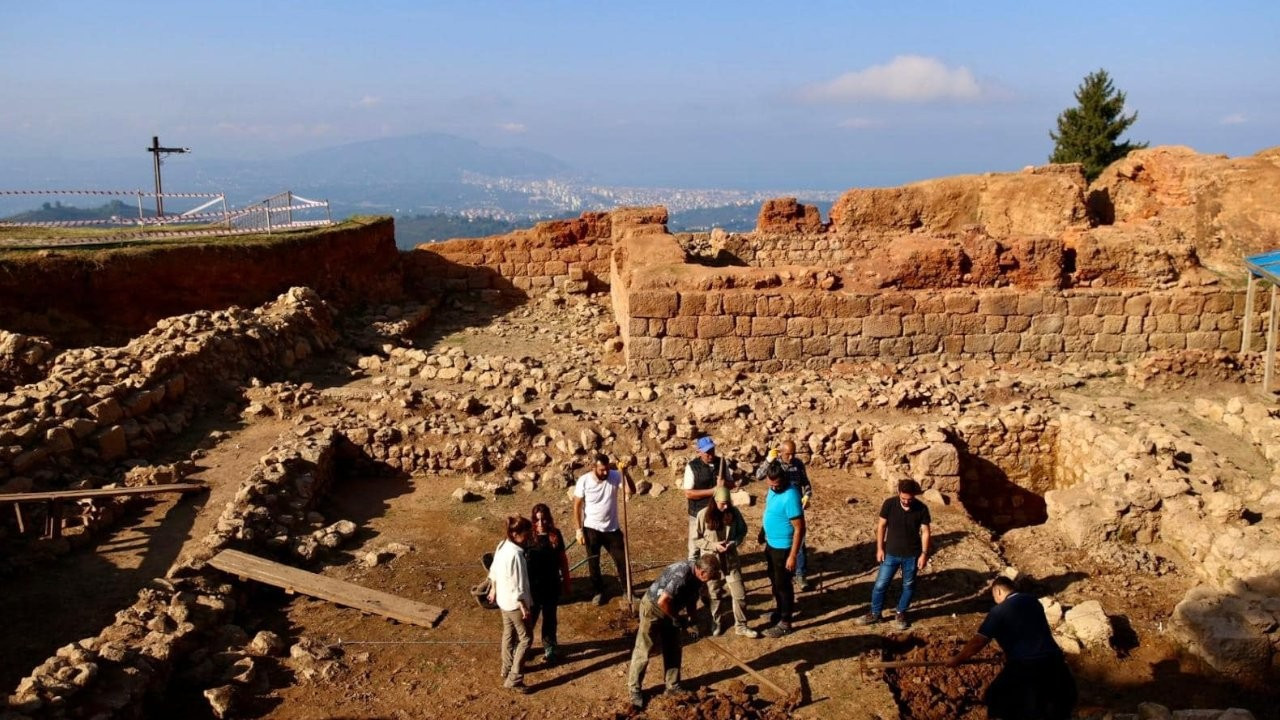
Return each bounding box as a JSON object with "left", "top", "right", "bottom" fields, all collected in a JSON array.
[{"left": 488, "top": 515, "right": 535, "bottom": 693}]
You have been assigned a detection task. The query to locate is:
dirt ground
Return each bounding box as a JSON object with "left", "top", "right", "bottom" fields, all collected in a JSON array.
[{"left": 7, "top": 294, "right": 1280, "bottom": 720}]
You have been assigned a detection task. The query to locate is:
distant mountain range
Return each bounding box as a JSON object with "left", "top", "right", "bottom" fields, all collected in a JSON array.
[{"left": 0, "top": 132, "right": 840, "bottom": 242}]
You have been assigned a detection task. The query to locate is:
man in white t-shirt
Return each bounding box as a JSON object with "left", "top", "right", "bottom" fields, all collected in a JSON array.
[{"left": 574, "top": 454, "right": 637, "bottom": 606}]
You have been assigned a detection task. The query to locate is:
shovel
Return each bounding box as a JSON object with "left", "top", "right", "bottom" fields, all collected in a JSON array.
[{"left": 618, "top": 459, "right": 636, "bottom": 613}]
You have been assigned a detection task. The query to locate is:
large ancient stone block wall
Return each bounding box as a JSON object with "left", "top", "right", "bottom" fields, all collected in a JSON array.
[
  {"left": 619, "top": 284, "right": 1256, "bottom": 376},
  {"left": 406, "top": 212, "right": 616, "bottom": 296},
  {"left": 716, "top": 233, "right": 853, "bottom": 268}
]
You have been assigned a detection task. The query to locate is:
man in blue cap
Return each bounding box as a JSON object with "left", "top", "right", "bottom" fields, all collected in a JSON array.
[{"left": 682, "top": 436, "right": 733, "bottom": 561}]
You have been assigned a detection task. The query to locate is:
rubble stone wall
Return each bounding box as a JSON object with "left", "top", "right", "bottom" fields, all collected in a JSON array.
[
  {"left": 0, "top": 288, "right": 337, "bottom": 495},
  {"left": 618, "top": 283, "right": 1256, "bottom": 376}
]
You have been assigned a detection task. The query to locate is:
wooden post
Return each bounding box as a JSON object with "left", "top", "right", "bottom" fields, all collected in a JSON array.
[
  {"left": 619, "top": 462, "right": 634, "bottom": 609},
  {"left": 1243, "top": 273, "right": 1256, "bottom": 352},
  {"left": 1265, "top": 285, "right": 1278, "bottom": 393}
]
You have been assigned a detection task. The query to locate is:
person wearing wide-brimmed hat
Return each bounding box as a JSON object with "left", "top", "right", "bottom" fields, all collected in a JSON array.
[{"left": 694, "top": 486, "right": 759, "bottom": 638}]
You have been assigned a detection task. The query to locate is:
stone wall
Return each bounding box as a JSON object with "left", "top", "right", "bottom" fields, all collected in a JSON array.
[
  {"left": 405, "top": 211, "right": 619, "bottom": 297},
  {"left": 717, "top": 233, "right": 854, "bottom": 268},
  {"left": 0, "top": 288, "right": 337, "bottom": 495},
  {"left": 0, "top": 218, "right": 400, "bottom": 345},
  {"left": 618, "top": 278, "right": 1255, "bottom": 376}
]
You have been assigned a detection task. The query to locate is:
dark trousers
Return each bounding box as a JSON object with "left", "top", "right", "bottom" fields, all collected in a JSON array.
[
  {"left": 583, "top": 527, "right": 626, "bottom": 596},
  {"left": 986, "top": 656, "right": 1077, "bottom": 720},
  {"left": 529, "top": 594, "right": 559, "bottom": 648},
  {"left": 765, "top": 545, "right": 795, "bottom": 623}
]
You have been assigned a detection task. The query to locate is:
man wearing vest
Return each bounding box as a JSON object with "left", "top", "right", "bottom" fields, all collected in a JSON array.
[{"left": 682, "top": 436, "right": 732, "bottom": 561}]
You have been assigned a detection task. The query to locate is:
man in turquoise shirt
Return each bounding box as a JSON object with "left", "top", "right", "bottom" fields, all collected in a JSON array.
[{"left": 760, "top": 462, "right": 804, "bottom": 637}]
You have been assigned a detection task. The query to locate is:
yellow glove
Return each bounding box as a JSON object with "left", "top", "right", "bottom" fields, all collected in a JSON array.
[
  {"left": 802, "top": 495, "right": 811, "bottom": 508},
  {"left": 766, "top": 448, "right": 778, "bottom": 462}
]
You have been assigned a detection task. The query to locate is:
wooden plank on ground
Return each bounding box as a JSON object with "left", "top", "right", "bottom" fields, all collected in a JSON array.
[
  {"left": 208, "top": 549, "right": 446, "bottom": 628},
  {"left": 0, "top": 483, "right": 207, "bottom": 504}
]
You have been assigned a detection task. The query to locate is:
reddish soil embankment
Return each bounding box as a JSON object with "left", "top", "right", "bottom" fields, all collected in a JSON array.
[{"left": 0, "top": 217, "right": 402, "bottom": 344}]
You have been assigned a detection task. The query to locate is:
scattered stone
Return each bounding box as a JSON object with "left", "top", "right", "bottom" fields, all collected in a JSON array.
[{"left": 451, "top": 488, "right": 482, "bottom": 503}]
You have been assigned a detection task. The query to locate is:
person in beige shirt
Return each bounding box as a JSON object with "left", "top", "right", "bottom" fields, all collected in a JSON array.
[{"left": 694, "top": 486, "right": 759, "bottom": 638}]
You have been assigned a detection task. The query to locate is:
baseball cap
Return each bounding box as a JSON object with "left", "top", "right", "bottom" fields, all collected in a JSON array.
[{"left": 696, "top": 436, "right": 715, "bottom": 453}]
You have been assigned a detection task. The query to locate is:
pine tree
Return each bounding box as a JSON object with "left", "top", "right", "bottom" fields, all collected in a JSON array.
[{"left": 1049, "top": 69, "right": 1147, "bottom": 181}]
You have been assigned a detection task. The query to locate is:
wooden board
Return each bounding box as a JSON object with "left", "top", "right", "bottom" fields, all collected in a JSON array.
[
  {"left": 0, "top": 482, "right": 207, "bottom": 503},
  {"left": 208, "top": 549, "right": 446, "bottom": 628}
]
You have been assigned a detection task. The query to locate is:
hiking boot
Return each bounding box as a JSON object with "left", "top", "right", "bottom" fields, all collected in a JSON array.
[
  {"left": 735, "top": 624, "right": 760, "bottom": 639},
  {"left": 763, "top": 622, "right": 791, "bottom": 638},
  {"left": 855, "top": 613, "right": 881, "bottom": 626},
  {"left": 543, "top": 645, "right": 559, "bottom": 665},
  {"left": 665, "top": 683, "right": 692, "bottom": 699},
  {"left": 592, "top": 593, "right": 606, "bottom": 606},
  {"left": 795, "top": 575, "right": 813, "bottom": 591},
  {"left": 893, "top": 612, "right": 911, "bottom": 630},
  {"left": 503, "top": 680, "right": 529, "bottom": 694},
  {"left": 630, "top": 690, "right": 646, "bottom": 710}
]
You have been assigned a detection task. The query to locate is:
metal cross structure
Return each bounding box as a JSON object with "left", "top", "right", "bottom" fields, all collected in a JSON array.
[
  {"left": 146, "top": 135, "right": 190, "bottom": 217},
  {"left": 1242, "top": 250, "right": 1280, "bottom": 393}
]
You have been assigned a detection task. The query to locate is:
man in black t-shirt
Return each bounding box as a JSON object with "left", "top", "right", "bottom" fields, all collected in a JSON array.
[
  {"left": 856, "top": 478, "right": 931, "bottom": 630},
  {"left": 948, "top": 576, "right": 1077, "bottom": 720}
]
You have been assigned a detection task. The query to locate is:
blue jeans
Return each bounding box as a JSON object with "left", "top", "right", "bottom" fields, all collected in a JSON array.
[
  {"left": 870, "top": 554, "right": 918, "bottom": 616},
  {"left": 795, "top": 545, "right": 808, "bottom": 578}
]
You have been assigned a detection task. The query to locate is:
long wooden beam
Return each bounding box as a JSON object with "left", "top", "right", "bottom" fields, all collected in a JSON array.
[
  {"left": 208, "top": 549, "right": 446, "bottom": 628},
  {"left": 0, "top": 482, "right": 206, "bottom": 504}
]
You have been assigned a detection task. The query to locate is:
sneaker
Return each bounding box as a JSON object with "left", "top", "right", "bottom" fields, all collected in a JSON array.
[
  {"left": 795, "top": 575, "right": 813, "bottom": 592},
  {"left": 763, "top": 622, "right": 792, "bottom": 638},
  {"left": 503, "top": 680, "right": 529, "bottom": 694},
  {"left": 712, "top": 623, "right": 726, "bottom": 637},
  {"left": 855, "top": 613, "right": 881, "bottom": 626},
  {"left": 543, "top": 646, "right": 558, "bottom": 665},
  {"left": 734, "top": 624, "right": 760, "bottom": 639},
  {"left": 893, "top": 612, "right": 911, "bottom": 630},
  {"left": 592, "top": 593, "right": 606, "bottom": 606},
  {"left": 665, "top": 683, "right": 692, "bottom": 699},
  {"left": 630, "top": 690, "right": 646, "bottom": 710}
]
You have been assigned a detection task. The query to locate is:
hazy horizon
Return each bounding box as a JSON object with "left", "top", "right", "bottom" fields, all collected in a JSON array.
[{"left": 2, "top": 1, "right": 1277, "bottom": 190}]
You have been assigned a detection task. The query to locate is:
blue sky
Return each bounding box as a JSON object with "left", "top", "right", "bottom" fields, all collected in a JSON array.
[{"left": 1, "top": 0, "right": 1277, "bottom": 188}]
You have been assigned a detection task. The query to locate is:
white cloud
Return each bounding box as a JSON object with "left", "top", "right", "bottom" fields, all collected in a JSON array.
[
  {"left": 1220, "top": 113, "right": 1248, "bottom": 125},
  {"left": 801, "top": 55, "right": 985, "bottom": 103},
  {"left": 496, "top": 122, "right": 527, "bottom": 133},
  {"left": 356, "top": 95, "right": 381, "bottom": 108},
  {"left": 838, "top": 117, "right": 882, "bottom": 130}
]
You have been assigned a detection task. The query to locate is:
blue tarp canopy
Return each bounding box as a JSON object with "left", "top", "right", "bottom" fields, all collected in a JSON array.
[{"left": 1245, "top": 250, "right": 1280, "bottom": 283}]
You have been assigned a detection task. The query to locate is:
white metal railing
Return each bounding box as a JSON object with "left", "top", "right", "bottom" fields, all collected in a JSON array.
[{"left": 0, "top": 189, "right": 332, "bottom": 233}]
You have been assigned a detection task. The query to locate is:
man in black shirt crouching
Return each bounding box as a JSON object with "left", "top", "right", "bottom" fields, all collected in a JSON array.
[{"left": 948, "top": 576, "right": 1077, "bottom": 720}]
